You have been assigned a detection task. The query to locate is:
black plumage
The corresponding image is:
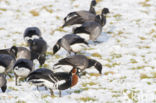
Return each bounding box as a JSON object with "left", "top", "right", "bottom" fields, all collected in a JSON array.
[
  {"left": 24, "top": 27, "right": 41, "bottom": 41},
  {"left": 28, "top": 38, "right": 47, "bottom": 66}
]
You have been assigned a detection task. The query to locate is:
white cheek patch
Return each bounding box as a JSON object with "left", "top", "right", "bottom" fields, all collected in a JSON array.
[
  {"left": 0, "top": 66, "right": 5, "bottom": 73},
  {"left": 14, "top": 67, "right": 31, "bottom": 77},
  {"left": 77, "top": 33, "right": 90, "bottom": 41},
  {"left": 71, "top": 43, "right": 88, "bottom": 52}
]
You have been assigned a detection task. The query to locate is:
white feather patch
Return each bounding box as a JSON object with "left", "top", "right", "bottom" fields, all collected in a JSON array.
[
  {"left": 53, "top": 65, "right": 72, "bottom": 73},
  {"left": 71, "top": 43, "right": 88, "bottom": 52},
  {"left": 77, "top": 33, "right": 90, "bottom": 41},
  {"left": 29, "top": 79, "right": 66, "bottom": 89},
  {"left": 32, "top": 35, "right": 40, "bottom": 40},
  {"left": 14, "top": 67, "right": 31, "bottom": 77},
  {"left": 0, "top": 66, "right": 5, "bottom": 73}
]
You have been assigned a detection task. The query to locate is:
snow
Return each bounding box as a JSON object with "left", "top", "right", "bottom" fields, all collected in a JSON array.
[{"left": 0, "top": 0, "right": 156, "bottom": 103}]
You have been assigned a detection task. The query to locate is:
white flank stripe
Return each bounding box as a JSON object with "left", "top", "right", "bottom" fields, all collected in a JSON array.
[{"left": 29, "top": 79, "right": 66, "bottom": 89}]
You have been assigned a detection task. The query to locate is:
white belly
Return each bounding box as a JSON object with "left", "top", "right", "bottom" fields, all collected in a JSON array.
[
  {"left": 14, "top": 67, "right": 31, "bottom": 77},
  {"left": 71, "top": 43, "right": 88, "bottom": 52},
  {"left": 77, "top": 33, "right": 90, "bottom": 41},
  {"left": 0, "top": 66, "right": 5, "bottom": 73}
]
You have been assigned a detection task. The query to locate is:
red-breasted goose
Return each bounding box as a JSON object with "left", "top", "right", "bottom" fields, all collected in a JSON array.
[{"left": 27, "top": 68, "right": 79, "bottom": 97}]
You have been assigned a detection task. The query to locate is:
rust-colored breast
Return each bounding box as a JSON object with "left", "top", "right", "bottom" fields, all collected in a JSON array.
[{"left": 71, "top": 75, "right": 78, "bottom": 87}]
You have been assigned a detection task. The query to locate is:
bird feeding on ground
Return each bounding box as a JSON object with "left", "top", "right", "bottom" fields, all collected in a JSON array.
[{"left": 27, "top": 68, "right": 79, "bottom": 97}]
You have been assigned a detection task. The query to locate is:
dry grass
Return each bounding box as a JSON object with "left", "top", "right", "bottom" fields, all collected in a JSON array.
[
  {"left": 91, "top": 53, "right": 102, "bottom": 59},
  {"left": 77, "top": 97, "right": 97, "bottom": 102},
  {"left": 30, "top": 10, "right": 39, "bottom": 16}
]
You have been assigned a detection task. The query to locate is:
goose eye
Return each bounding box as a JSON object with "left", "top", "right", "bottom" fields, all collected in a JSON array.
[{"left": 14, "top": 67, "right": 19, "bottom": 70}]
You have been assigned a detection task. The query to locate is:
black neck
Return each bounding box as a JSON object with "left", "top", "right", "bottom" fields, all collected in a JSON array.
[
  {"left": 88, "top": 59, "right": 102, "bottom": 74},
  {"left": 89, "top": 6, "right": 96, "bottom": 14},
  {"left": 58, "top": 72, "right": 72, "bottom": 90},
  {"left": 87, "top": 59, "right": 96, "bottom": 68},
  {"left": 89, "top": 1, "right": 96, "bottom": 14},
  {"left": 57, "top": 39, "right": 62, "bottom": 45},
  {"left": 100, "top": 14, "right": 106, "bottom": 26}
]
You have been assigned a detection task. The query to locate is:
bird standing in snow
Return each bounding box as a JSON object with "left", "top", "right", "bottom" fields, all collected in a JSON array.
[
  {"left": 27, "top": 68, "right": 79, "bottom": 97},
  {"left": 54, "top": 55, "right": 102, "bottom": 74},
  {"left": 62, "top": 0, "right": 97, "bottom": 27},
  {"left": 13, "top": 59, "right": 34, "bottom": 85},
  {"left": 53, "top": 34, "right": 88, "bottom": 55},
  {"left": 73, "top": 8, "right": 110, "bottom": 42},
  {"left": 28, "top": 38, "right": 47, "bottom": 66}
]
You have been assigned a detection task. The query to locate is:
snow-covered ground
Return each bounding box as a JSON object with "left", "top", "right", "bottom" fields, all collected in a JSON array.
[{"left": 0, "top": 0, "right": 156, "bottom": 102}]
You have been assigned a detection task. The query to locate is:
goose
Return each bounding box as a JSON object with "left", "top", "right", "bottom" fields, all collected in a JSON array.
[
  {"left": 28, "top": 38, "right": 47, "bottom": 66},
  {"left": 13, "top": 59, "right": 34, "bottom": 86},
  {"left": 73, "top": 8, "right": 110, "bottom": 42},
  {"left": 54, "top": 55, "right": 102, "bottom": 74},
  {"left": 62, "top": 0, "right": 97, "bottom": 27},
  {"left": 53, "top": 34, "right": 88, "bottom": 55},
  {"left": 0, "top": 46, "right": 31, "bottom": 60},
  {"left": 16, "top": 46, "right": 31, "bottom": 60},
  {"left": 0, "top": 54, "right": 16, "bottom": 75},
  {"left": 27, "top": 68, "right": 79, "bottom": 97},
  {"left": 0, "top": 46, "right": 18, "bottom": 59},
  {"left": 0, "top": 73, "right": 7, "bottom": 93},
  {"left": 24, "top": 27, "right": 41, "bottom": 41}
]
